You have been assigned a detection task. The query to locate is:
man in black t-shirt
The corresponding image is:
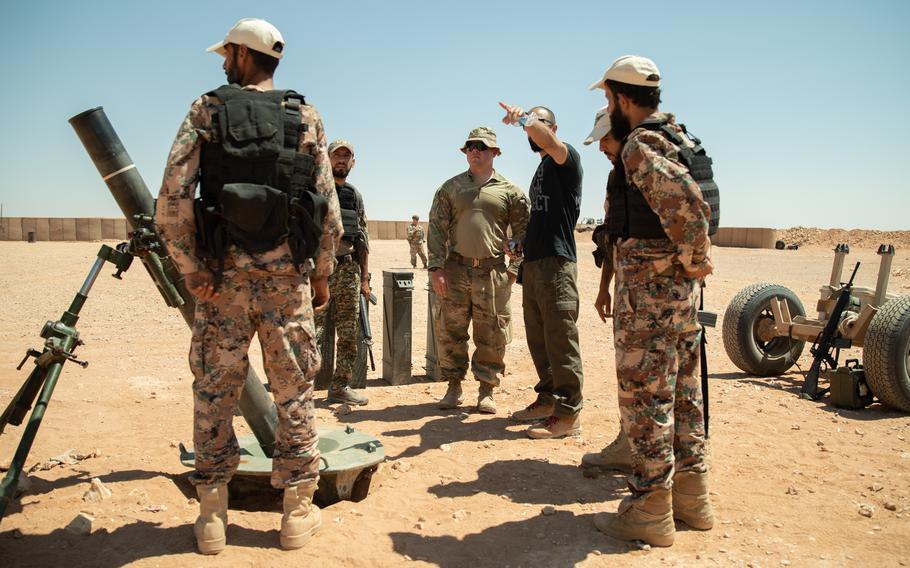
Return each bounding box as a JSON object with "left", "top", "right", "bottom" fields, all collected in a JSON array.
[{"left": 499, "top": 102, "right": 584, "bottom": 439}]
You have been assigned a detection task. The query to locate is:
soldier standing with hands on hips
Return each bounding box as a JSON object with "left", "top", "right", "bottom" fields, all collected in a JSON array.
[{"left": 155, "top": 18, "right": 341, "bottom": 554}]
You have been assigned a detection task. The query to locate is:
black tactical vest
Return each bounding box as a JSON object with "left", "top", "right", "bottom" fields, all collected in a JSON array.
[
  {"left": 195, "top": 84, "right": 327, "bottom": 272},
  {"left": 629, "top": 118, "right": 721, "bottom": 236},
  {"left": 606, "top": 162, "right": 666, "bottom": 239},
  {"left": 336, "top": 183, "right": 362, "bottom": 243}
]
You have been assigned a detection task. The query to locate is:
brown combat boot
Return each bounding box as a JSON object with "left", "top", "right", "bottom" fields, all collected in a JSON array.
[
  {"left": 280, "top": 480, "right": 322, "bottom": 550},
  {"left": 510, "top": 398, "right": 554, "bottom": 422},
  {"left": 672, "top": 471, "right": 714, "bottom": 530},
  {"left": 194, "top": 484, "right": 228, "bottom": 555},
  {"left": 527, "top": 414, "right": 581, "bottom": 439},
  {"left": 477, "top": 382, "right": 496, "bottom": 414},
  {"left": 581, "top": 429, "right": 632, "bottom": 473},
  {"left": 438, "top": 379, "right": 464, "bottom": 409},
  {"left": 593, "top": 490, "right": 675, "bottom": 547},
  {"left": 327, "top": 381, "right": 369, "bottom": 406}
]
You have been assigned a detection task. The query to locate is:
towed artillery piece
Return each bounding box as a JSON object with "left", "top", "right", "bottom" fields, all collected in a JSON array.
[{"left": 722, "top": 243, "right": 910, "bottom": 411}]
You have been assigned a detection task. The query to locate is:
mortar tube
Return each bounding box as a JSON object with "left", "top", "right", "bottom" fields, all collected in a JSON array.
[{"left": 68, "top": 107, "right": 277, "bottom": 456}]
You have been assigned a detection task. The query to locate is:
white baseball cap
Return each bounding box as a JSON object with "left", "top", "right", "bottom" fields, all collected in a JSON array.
[
  {"left": 206, "top": 18, "right": 285, "bottom": 60},
  {"left": 589, "top": 55, "right": 661, "bottom": 90},
  {"left": 583, "top": 106, "right": 612, "bottom": 145}
]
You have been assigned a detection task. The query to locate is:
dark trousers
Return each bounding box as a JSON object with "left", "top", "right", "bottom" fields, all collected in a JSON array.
[{"left": 521, "top": 256, "right": 584, "bottom": 417}]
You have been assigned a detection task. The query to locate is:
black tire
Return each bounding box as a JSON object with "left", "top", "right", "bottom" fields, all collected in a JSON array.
[
  {"left": 723, "top": 283, "right": 806, "bottom": 376},
  {"left": 775, "top": 240, "right": 786, "bottom": 250},
  {"left": 863, "top": 295, "right": 910, "bottom": 412}
]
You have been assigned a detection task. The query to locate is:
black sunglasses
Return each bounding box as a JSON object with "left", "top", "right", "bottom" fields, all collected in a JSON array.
[{"left": 465, "top": 141, "right": 489, "bottom": 152}]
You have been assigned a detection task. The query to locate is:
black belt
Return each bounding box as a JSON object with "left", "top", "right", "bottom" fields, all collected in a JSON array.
[{"left": 448, "top": 252, "right": 506, "bottom": 269}]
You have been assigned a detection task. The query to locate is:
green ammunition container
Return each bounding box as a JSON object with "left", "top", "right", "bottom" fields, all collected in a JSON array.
[{"left": 829, "top": 360, "right": 874, "bottom": 410}]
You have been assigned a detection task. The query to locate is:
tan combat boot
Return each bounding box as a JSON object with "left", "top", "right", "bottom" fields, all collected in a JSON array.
[
  {"left": 510, "top": 399, "right": 554, "bottom": 422},
  {"left": 477, "top": 382, "right": 496, "bottom": 414},
  {"left": 527, "top": 414, "right": 582, "bottom": 439},
  {"left": 581, "top": 429, "right": 632, "bottom": 473},
  {"left": 593, "top": 490, "right": 675, "bottom": 547},
  {"left": 438, "top": 379, "right": 464, "bottom": 409},
  {"left": 194, "top": 484, "right": 228, "bottom": 555},
  {"left": 672, "top": 471, "right": 714, "bottom": 530},
  {"left": 280, "top": 480, "right": 322, "bottom": 550}
]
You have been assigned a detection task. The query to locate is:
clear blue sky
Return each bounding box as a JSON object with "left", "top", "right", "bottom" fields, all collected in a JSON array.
[{"left": 2, "top": 0, "right": 908, "bottom": 230}]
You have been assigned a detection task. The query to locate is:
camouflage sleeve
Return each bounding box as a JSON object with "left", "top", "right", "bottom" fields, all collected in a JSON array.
[
  {"left": 507, "top": 185, "right": 531, "bottom": 276},
  {"left": 357, "top": 189, "right": 370, "bottom": 252},
  {"left": 623, "top": 133, "right": 713, "bottom": 278},
  {"left": 305, "top": 107, "right": 342, "bottom": 278},
  {"left": 427, "top": 183, "right": 451, "bottom": 270},
  {"left": 154, "top": 98, "right": 211, "bottom": 275}
]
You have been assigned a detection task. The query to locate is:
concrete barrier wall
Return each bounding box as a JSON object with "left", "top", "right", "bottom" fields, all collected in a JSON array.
[
  {"left": 712, "top": 227, "right": 777, "bottom": 249},
  {"left": 0, "top": 218, "right": 777, "bottom": 249}
]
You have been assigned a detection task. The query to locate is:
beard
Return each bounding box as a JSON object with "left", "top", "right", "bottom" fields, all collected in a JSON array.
[
  {"left": 528, "top": 137, "right": 544, "bottom": 153},
  {"left": 225, "top": 61, "right": 242, "bottom": 85},
  {"left": 332, "top": 165, "right": 351, "bottom": 179},
  {"left": 609, "top": 106, "right": 632, "bottom": 141}
]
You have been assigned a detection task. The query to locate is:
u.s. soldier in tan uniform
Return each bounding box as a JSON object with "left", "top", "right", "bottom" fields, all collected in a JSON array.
[
  {"left": 155, "top": 19, "right": 341, "bottom": 554},
  {"left": 428, "top": 127, "right": 530, "bottom": 414},
  {"left": 407, "top": 214, "right": 428, "bottom": 268}
]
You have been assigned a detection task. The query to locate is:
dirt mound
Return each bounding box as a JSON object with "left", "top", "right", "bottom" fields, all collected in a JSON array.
[{"left": 776, "top": 226, "right": 910, "bottom": 250}]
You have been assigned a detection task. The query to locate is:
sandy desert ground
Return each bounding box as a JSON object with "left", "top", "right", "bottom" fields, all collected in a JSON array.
[{"left": 1, "top": 235, "right": 910, "bottom": 567}]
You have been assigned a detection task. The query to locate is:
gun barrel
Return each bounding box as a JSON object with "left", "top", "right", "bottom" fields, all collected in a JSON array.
[{"left": 68, "top": 107, "right": 278, "bottom": 456}]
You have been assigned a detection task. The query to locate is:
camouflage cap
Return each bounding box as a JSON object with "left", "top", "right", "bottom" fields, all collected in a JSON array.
[
  {"left": 328, "top": 139, "right": 354, "bottom": 155},
  {"left": 583, "top": 106, "right": 612, "bottom": 145},
  {"left": 460, "top": 126, "right": 500, "bottom": 153},
  {"left": 589, "top": 55, "right": 661, "bottom": 90},
  {"left": 206, "top": 18, "right": 285, "bottom": 60}
]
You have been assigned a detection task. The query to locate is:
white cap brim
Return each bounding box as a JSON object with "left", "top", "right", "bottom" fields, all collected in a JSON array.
[{"left": 205, "top": 40, "right": 227, "bottom": 57}]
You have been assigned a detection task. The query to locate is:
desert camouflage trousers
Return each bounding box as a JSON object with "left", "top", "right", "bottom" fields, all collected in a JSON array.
[
  {"left": 409, "top": 241, "right": 427, "bottom": 268},
  {"left": 434, "top": 259, "right": 512, "bottom": 386},
  {"left": 613, "top": 262, "right": 707, "bottom": 493},
  {"left": 189, "top": 268, "right": 320, "bottom": 489},
  {"left": 314, "top": 259, "right": 361, "bottom": 387}
]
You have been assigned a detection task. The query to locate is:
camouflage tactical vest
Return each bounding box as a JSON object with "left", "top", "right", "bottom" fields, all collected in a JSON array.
[{"left": 196, "top": 84, "right": 327, "bottom": 271}]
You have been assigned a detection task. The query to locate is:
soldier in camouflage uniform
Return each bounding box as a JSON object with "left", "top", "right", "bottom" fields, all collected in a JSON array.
[
  {"left": 154, "top": 19, "right": 341, "bottom": 554},
  {"left": 581, "top": 106, "right": 634, "bottom": 473},
  {"left": 428, "top": 127, "right": 530, "bottom": 414},
  {"left": 314, "top": 140, "right": 371, "bottom": 406},
  {"left": 407, "top": 214, "right": 428, "bottom": 268},
  {"left": 587, "top": 56, "right": 715, "bottom": 547}
]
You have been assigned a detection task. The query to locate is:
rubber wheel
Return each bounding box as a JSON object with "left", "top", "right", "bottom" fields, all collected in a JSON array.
[
  {"left": 723, "top": 283, "right": 806, "bottom": 376},
  {"left": 775, "top": 240, "right": 786, "bottom": 250},
  {"left": 863, "top": 295, "right": 910, "bottom": 412}
]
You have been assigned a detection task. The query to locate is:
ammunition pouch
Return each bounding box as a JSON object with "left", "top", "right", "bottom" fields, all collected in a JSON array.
[{"left": 220, "top": 183, "right": 289, "bottom": 253}]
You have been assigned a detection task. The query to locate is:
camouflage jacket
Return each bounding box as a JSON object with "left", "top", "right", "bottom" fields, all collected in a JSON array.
[
  {"left": 427, "top": 170, "right": 530, "bottom": 276},
  {"left": 406, "top": 224, "right": 425, "bottom": 244},
  {"left": 618, "top": 111, "right": 713, "bottom": 282},
  {"left": 154, "top": 85, "right": 342, "bottom": 278}
]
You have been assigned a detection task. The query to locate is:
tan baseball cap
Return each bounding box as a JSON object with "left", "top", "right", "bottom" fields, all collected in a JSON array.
[
  {"left": 460, "top": 126, "right": 500, "bottom": 153},
  {"left": 589, "top": 55, "right": 661, "bottom": 90},
  {"left": 328, "top": 139, "right": 354, "bottom": 155},
  {"left": 206, "top": 18, "right": 285, "bottom": 60},
  {"left": 583, "top": 106, "right": 612, "bottom": 146}
]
